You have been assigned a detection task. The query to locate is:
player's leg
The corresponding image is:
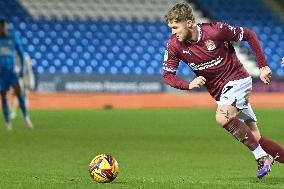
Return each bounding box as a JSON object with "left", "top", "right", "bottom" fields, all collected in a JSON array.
[
  {"left": 259, "top": 136, "right": 284, "bottom": 163},
  {"left": 216, "top": 105, "right": 264, "bottom": 156},
  {"left": 11, "top": 95, "right": 18, "bottom": 119},
  {"left": 10, "top": 89, "right": 18, "bottom": 119},
  {"left": 0, "top": 90, "right": 12, "bottom": 130},
  {"left": 216, "top": 105, "right": 273, "bottom": 178},
  {"left": 239, "top": 105, "right": 284, "bottom": 164},
  {"left": 216, "top": 77, "right": 273, "bottom": 178},
  {"left": 13, "top": 83, "right": 33, "bottom": 129},
  {"left": 245, "top": 121, "right": 284, "bottom": 164}
]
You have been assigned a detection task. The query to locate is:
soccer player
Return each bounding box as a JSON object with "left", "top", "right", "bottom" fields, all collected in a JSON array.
[
  {"left": 0, "top": 19, "right": 33, "bottom": 130},
  {"left": 162, "top": 3, "right": 284, "bottom": 178},
  {"left": 10, "top": 52, "right": 35, "bottom": 119}
]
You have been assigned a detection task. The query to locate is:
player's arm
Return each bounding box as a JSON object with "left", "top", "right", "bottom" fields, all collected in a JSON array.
[
  {"left": 162, "top": 45, "right": 189, "bottom": 90},
  {"left": 215, "top": 22, "right": 271, "bottom": 84},
  {"left": 163, "top": 70, "right": 206, "bottom": 90},
  {"left": 25, "top": 53, "right": 36, "bottom": 90},
  {"left": 14, "top": 33, "right": 26, "bottom": 76},
  {"left": 162, "top": 41, "right": 206, "bottom": 90},
  {"left": 242, "top": 28, "right": 272, "bottom": 84}
]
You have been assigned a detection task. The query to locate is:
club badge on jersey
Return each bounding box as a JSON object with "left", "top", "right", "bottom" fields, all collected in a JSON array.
[{"left": 205, "top": 40, "right": 216, "bottom": 51}]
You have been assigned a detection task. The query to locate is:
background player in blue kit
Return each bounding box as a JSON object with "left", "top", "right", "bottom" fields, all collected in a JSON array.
[
  {"left": 10, "top": 52, "right": 35, "bottom": 120},
  {"left": 0, "top": 19, "right": 33, "bottom": 130}
]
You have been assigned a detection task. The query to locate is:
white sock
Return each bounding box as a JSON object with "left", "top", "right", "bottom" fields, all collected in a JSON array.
[{"left": 252, "top": 145, "right": 267, "bottom": 160}]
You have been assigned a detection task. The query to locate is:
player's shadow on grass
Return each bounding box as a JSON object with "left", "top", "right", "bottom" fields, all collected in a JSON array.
[
  {"left": 233, "top": 177, "right": 284, "bottom": 185},
  {"left": 253, "top": 177, "right": 284, "bottom": 184}
]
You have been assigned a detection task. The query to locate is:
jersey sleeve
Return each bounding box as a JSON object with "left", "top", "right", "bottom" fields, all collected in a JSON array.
[
  {"left": 214, "top": 22, "right": 268, "bottom": 69},
  {"left": 162, "top": 39, "right": 190, "bottom": 90},
  {"left": 213, "top": 22, "right": 244, "bottom": 42},
  {"left": 243, "top": 28, "right": 268, "bottom": 68},
  {"left": 163, "top": 40, "right": 180, "bottom": 73}
]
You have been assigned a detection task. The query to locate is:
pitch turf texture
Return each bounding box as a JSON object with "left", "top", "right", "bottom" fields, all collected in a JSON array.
[{"left": 0, "top": 109, "right": 283, "bottom": 189}]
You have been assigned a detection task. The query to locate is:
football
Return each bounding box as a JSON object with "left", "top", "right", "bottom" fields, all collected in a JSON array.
[{"left": 88, "top": 154, "right": 119, "bottom": 183}]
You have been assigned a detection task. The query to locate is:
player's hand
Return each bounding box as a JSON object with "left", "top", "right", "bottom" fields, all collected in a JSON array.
[
  {"left": 281, "top": 57, "right": 284, "bottom": 68},
  {"left": 188, "top": 76, "right": 206, "bottom": 90},
  {"left": 259, "top": 66, "right": 272, "bottom": 85}
]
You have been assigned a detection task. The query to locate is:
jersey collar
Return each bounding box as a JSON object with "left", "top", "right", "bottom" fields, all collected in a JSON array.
[{"left": 196, "top": 24, "right": 202, "bottom": 43}]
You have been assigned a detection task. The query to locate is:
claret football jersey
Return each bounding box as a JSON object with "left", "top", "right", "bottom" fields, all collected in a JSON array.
[{"left": 163, "top": 22, "right": 250, "bottom": 100}]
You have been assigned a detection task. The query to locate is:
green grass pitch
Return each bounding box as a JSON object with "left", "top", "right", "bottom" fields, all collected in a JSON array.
[{"left": 0, "top": 109, "right": 283, "bottom": 189}]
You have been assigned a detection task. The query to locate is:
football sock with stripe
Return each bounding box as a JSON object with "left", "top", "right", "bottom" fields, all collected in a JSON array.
[
  {"left": 223, "top": 118, "right": 266, "bottom": 159},
  {"left": 259, "top": 136, "right": 284, "bottom": 163}
]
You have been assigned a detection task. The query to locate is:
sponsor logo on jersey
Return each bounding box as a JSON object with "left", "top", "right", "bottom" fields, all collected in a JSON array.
[
  {"left": 188, "top": 56, "right": 223, "bottom": 71},
  {"left": 205, "top": 40, "right": 216, "bottom": 51}
]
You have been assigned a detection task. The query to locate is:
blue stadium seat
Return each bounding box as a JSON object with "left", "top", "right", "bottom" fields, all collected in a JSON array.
[{"left": 1, "top": 0, "right": 283, "bottom": 77}]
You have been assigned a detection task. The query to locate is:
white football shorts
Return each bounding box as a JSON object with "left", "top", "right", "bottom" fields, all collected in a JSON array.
[{"left": 216, "top": 76, "right": 257, "bottom": 122}]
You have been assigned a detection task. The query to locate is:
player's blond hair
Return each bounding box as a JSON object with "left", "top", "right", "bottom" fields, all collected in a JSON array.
[{"left": 164, "top": 3, "right": 195, "bottom": 23}]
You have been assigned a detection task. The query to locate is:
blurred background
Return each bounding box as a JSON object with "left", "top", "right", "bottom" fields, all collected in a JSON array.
[{"left": 1, "top": 0, "right": 284, "bottom": 108}]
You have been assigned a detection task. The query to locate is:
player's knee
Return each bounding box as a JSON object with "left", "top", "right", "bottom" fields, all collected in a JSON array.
[
  {"left": 13, "top": 85, "right": 21, "bottom": 95},
  {"left": 215, "top": 106, "right": 238, "bottom": 127},
  {"left": 215, "top": 116, "right": 227, "bottom": 127},
  {"left": 215, "top": 114, "right": 236, "bottom": 127}
]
